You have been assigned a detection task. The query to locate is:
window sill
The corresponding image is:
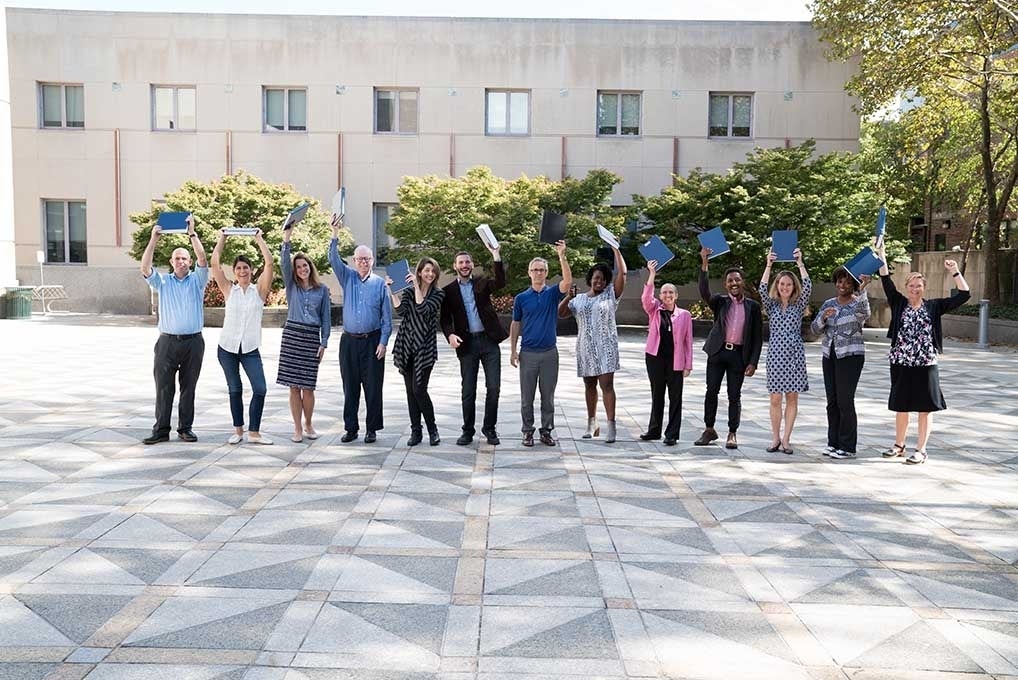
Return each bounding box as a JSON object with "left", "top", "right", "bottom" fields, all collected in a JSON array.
[
  {"left": 708, "top": 136, "right": 754, "bottom": 141},
  {"left": 38, "top": 126, "right": 86, "bottom": 131},
  {"left": 485, "top": 132, "right": 532, "bottom": 138},
  {"left": 596, "top": 134, "right": 643, "bottom": 139},
  {"left": 43, "top": 262, "right": 88, "bottom": 266},
  {"left": 152, "top": 129, "right": 197, "bottom": 133},
  {"left": 262, "top": 129, "right": 309, "bottom": 134},
  {"left": 373, "top": 131, "right": 419, "bottom": 136}
]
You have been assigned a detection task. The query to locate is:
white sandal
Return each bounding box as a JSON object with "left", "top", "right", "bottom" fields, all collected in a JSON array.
[{"left": 904, "top": 449, "right": 927, "bottom": 465}]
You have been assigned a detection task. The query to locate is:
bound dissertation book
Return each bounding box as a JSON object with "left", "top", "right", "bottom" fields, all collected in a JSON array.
[
  {"left": 771, "top": 230, "right": 798, "bottom": 262},
  {"left": 843, "top": 246, "right": 883, "bottom": 283},
  {"left": 539, "top": 210, "right": 567, "bottom": 244},
  {"left": 596, "top": 224, "right": 620, "bottom": 249},
  {"left": 638, "top": 235, "right": 675, "bottom": 269},
  {"left": 874, "top": 206, "right": 887, "bottom": 248},
  {"left": 331, "top": 188, "right": 346, "bottom": 221},
  {"left": 476, "top": 223, "right": 500, "bottom": 250},
  {"left": 223, "top": 227, "right": 259, "bottom": 236},
  {"left": 386, "top": 259, "right": 413, "bottom": 294},
  {"left": 156, "top": 211, "right": 190, "bottom": 232},
  {"left": 697, "top": 226, "right": 731, "bottom": 259},
  {"left": 282, "top": 203, "right": 311, "bottom": 230}
]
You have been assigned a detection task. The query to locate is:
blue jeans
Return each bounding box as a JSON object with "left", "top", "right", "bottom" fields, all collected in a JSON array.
[{"left": 217, "top": 346, "right": 267, "bottom": 432}]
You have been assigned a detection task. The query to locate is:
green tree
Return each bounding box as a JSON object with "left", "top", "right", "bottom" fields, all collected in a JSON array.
[
  {"left": 811, "top": 0, "right": 1018, "bottom": 301},
  {"left": 129, "top": 171, "right": 352, "bottom": 287},
  {"left": 384, "top": 166, "right": 625, "bottom": 292},
  {"left": 635, "top": 140, "right": 904, "bottom": 289}
]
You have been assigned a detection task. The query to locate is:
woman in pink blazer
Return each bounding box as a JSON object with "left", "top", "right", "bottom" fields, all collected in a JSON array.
[{"left": 641, "top": 259, "right": 694, "bottom": 446}]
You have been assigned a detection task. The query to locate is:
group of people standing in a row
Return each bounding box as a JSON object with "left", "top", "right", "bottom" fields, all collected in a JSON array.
[{"left": 139, "top": 214, "right": 970, "bottom": 465}]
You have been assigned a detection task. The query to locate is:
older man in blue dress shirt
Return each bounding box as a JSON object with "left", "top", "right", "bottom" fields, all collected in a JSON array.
[
  {"left": 140, "top": 216, "right": 209, "bottom": 445},
  {"left": 329, "top": 219, "right": 393, "bottom": 443}
]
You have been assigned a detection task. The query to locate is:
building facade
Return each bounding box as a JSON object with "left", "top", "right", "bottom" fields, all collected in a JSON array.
[{"left": 5, "top": 8, "right": 859, "bottom": 312}]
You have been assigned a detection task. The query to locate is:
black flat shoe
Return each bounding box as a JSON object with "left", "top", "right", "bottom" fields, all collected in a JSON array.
[
  {"left": 364, "top": 431, "right": 377, "bottom": 444},
  {"left": 456, "top": 433, "right": 473, "bottom": 446},
  {"left": 663, "top": 438, "right": 677, "bottom": 446},
  {"left": 340, "top": 431, "right": 358, "bottom": 443},
  {"left": 781, "top": 447, "right": 794, "bottom": 455},
  {"left": 640, "top": 432, "right": 661, "bottom": 441},
  {"left": 482, "top": 430, "right": 500, "bottom": 445},
  {"left": 177, "top": 429, "right": 198, "bottom": 443},
  {"left": 428, "top": 429, "right": 441, "bottom": 446},
  {"left": 765, "top": 442, "right": 781, "bottom": 453},
  {"left": 408, "top": 430, "right": 423, "bottom": 447},
  {"left": 143, "top": 433, "right": 169, "bottom": 445}
]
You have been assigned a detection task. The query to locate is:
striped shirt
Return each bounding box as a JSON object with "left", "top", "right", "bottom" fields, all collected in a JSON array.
[
  {"left": 145, "top": 266, "right": 209, "bottom": 334},
  {"left": 393, "top": 286, "right": 445, "bottom": 384},
  {"left": 810, "top": 289, "right": 870, "bottom": 359},
  {"left": 328, "top": 239, "right": 392, "bottom": 344}
]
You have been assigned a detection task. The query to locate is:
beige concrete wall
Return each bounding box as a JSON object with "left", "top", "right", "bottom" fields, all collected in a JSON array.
[{"left": 5, "top": 9, "right": 860, "bottom": 312}]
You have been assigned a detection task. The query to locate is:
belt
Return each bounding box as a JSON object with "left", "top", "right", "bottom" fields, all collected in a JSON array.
[
  {"left": 723, "top": 342, "right": 742, "bottom": 351},
  {"left": 344, "top": 329, "right": 380, "bottom": 339},
  {"left": 161, "top": 332, "right": 202, "bottom": 341},
  {"left": 470, "top": 331, "right": 487, "bottom": 338}
]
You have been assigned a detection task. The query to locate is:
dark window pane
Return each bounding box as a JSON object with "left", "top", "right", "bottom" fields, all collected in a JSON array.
[
  {"left": 375, "top": 91, "right": 394, "bottom": 132},
  {"left": 597, "top": 92, "right": 618, "bottom": 135},
  {"left": 732, "top": 95, "right": 751, "bottom": 137},
  {"left": 68, "top": 201, "right": 87, "bottom": 263},
  {"left": 45, "top": 200, "right": 65, "bottom": 263},
  {"left": 621, "top": 94, "right": 640, "bottom": 135},
  {"left": 709, "top": 94, "right": 729, "bottom": 137}
]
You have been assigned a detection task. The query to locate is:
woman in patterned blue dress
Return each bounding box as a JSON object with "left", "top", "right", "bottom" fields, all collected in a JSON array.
[
  {"left": 758, "top": 248, "right": 812, "bottom": 454},
  {"left": 875, "top": 242, "right": 970, "bottom": 465},
  {"left": 557, "top": 246, "right": 627, "bottom": 443}
]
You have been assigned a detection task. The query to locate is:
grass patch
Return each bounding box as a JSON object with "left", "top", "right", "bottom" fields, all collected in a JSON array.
[{"left": 947, "top": 303, "right": 1018, "bottom": 321}]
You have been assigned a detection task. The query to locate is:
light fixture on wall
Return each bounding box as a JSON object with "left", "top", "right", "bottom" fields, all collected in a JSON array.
[
  {"left": 671, "top": 89, "right": 680, "bottom": 99},
  {"left": 448, "top": 88, "right": 457, "bottom": 96},
  {"left": 224, "top": 84, "right": 233, "bottom": 93},
  {"left": 111, "top": 82, "right": 121, "bottom": 92},
  {"left": 335, "top": 85, "right": 347, "bottom": 95},
  {"left": 784, "top": 91, "right": 794, "bottom": 101},
  {"left": 559, "top": 88, "right": 568, "bottom": 97},
  {"left": 942, "top": 219, "right": 952, "bottom": 230}
]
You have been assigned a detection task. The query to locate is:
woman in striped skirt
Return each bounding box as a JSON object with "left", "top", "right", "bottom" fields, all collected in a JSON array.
[
  {"left": 390, "top": 257, "right": 445, "bottom": 446},
  {"left": 278, "top": 228, "right": 332, "bottom": 443}
]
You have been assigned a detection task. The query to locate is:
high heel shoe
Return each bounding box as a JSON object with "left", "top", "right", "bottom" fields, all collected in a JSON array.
[
  {"left": 604, "top": 421, "right": 616, "bottom": 443},
  {"left": 583, "top": 418, "right": 600, "bottom": 439}
]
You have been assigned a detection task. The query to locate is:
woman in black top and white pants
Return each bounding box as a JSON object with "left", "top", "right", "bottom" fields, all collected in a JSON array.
[{"left": 875, "top": 243, "right": 970, "bottom": 464}]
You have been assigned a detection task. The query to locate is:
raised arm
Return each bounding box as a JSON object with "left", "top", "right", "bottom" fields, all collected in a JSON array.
[
  {"left": 759, "top": 249, "right": 775, "bottom": 300},
  {"left": 328, "top": 219, "right": 352, "bottom": 280},
  {"left": 490, "top": 245, "right": 506, "bottom": 290},
  {"left": 280, "top": 227, "right": 294, "bottom": 288},
  {"left": 141, "top": 226, "right": 161, "bottom": 278},
  {"left": 941, "top": 258, "right": 971, "bottom": 312},
  {"left": 555, "top": 240, "right": 572, "bottom": 293},
  {"left": 255, "top": 229, "right": 273, "bottom": 301},
  {"left": 698, "top": 247, "right": 713, "bottom": 304},
  {"left": 612, "top": 246, "right": 627, "bottom": 298},
  {"left": 187, "top": 215, "right": 207, "bottom": 268},
  {"left": 642, "top": 259, "right": 659, "bottom": 315},
  {"left": 210, "top": 230, "right": 232, "bottom": 300}
]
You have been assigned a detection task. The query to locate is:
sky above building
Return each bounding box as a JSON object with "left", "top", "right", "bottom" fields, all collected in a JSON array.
[{"left": 4, "top": 0, "right": 814, "bottom": 21}]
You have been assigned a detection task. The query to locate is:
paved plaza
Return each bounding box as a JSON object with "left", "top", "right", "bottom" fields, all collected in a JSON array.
[{"left": 1, "top": 316, "right": 1017, "bottom": 680}]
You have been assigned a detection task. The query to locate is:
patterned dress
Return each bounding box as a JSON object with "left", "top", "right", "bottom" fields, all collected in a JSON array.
[
  {"left": 887, "top": 303, "right": 946, "bottom": 412},
  {"left": 392, "top": 286, "right": 445, "bottom": 384},
  {"left": 568, "top": 287, "right": 621, "bottom": 377},
  {"left": 758, "top": 277, "right": 811, "bottom": 394}
]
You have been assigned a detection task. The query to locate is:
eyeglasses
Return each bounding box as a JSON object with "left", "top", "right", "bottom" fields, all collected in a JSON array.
[
  {"left": 353, "top": 257, "right": 372, "bottom": 262},
  {"left": 529, "top": 268, "right": 548, "bottom": 273}
]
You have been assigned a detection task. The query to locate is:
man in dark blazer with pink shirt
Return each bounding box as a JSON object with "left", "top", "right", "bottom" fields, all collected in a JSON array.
[
  {"left": 696, "top": 246, "right": 763, "bottom": 450},
  {"left": 440, "top": 244, "right": 508, "bottom": 446}
]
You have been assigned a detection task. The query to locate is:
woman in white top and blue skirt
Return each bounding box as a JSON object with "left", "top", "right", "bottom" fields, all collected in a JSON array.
[
  {"left": 210, "top": 228, "right": 274, "bottom": 445},
  {"left": 278, "top": 228, "right": 332, "bottom": 443}
]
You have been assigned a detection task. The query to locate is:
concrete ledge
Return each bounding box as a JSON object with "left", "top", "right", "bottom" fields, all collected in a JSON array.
[{"left": 943, "top": 314, "right": 1018, "bottom": 345}]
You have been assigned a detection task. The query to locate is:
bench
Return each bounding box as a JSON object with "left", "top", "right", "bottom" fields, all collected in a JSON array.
[{"left": 32, "top": 285, "right": 68, "bottom": 313}]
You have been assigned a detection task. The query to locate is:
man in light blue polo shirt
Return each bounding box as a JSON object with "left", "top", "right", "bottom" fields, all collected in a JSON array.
[
  {"left": 509, "top": 240, "right": 572, "bottom": 447},
  {"left": 140, "top": 216, "right": 209, "bottom": 444}
]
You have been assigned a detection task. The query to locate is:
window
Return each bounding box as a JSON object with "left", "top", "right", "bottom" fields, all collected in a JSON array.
[
  {"left": 374, "top": 89, "right": 418, "bottom": 134},
  {"left": 263, "top": 87, "right": 307, "bottom": 131},
  {"left": 39, "top": 83, "right": 84, "bottom": 128},
  {"left": 486, "top": 90, "right": 530, "bottom": 135},
  {"left": 43, "top": 200, "right": 87, "bottom": 264},
  {"left": 373, "top": 203, "right": 396, "bottom": 265},
  {"left": 709, "top": 93, "right": 753, "bottom": 138},
  {"left": 152, "top": 86, "right": 196, "bottom": 131},
  {"left": 934, "top": 233, "right": 947, "bottom": 251},
  {"left": 597, "top": 91, "right": 640, "bottom": 136}
]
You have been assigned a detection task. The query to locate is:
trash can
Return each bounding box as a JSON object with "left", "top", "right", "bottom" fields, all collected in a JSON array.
[{"left": 4, "top": 287, "right": 34, "bottom": 320}]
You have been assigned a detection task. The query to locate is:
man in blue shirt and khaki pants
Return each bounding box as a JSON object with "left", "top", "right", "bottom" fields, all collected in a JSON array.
[
  {"left": 509, "top": 241, "right": 571, "bottom": 447},
  {"left": 140, "top": 215, "right": 209, "bottom": 445}
]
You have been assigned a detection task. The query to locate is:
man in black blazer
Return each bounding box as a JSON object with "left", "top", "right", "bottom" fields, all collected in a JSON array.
[
  {"left": 695, "top": 246, "right": 763, "bottom": 449},
  {"left": 440, "top": 244, "right": 509, "bottom": 445}
]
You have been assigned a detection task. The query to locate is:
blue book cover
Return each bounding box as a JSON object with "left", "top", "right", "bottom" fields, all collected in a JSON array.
[
  {"left": 638, "top": 235, "right": 675, "bottom": 269},
  {"left": 282, "top": 203, "right": 311, "bottom": 230},
  {"left": 697, "top": 226, "right": 730, "bottom": 259},
  {"left": 156, "top": 211, "right": 190, "bottom": 232},
  {"left": 844, "top": 246, "right": 883, "bottom": 283},
  {"left": 772, "top": 230, "right": 798, "bottom": 262},
  {"left": 875, "top": 206, "right": 887, "bottom": 245},
  {"left": 386, "top": 259, "right": 413, "bottom": 294}
]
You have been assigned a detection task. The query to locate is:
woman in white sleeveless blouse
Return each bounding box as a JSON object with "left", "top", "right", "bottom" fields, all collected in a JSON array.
[{"left": 211, "top": 229, "right": 274, "bottom": 445}]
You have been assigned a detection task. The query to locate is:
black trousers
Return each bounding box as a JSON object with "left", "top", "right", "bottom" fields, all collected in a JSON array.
[
  {"left": 152, "top": 333, "right": 204, "bottom": 436},
  {"left": 339, "top": 330, "right": 385, "bottom": 433},
  {"left": 403, "top": 358, "right": 436, "bottom": 431},
  {"left": 822, "top": 353, "right": 864, "bottom": 453},
  {"left": 645, "top": 354, "right": 684, "bottom": 439},
  {"left": 703, "top": 346, "right": 746, "bottom": 432},
  {"left": 459, "top": 333, "right": 501, "bottom": 435}
]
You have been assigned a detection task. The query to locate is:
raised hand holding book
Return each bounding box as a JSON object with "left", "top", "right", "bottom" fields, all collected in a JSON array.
[
  {"left": 874, "top": 206, "right": 887, "bottom": 249},
  {"left": 771, "top": 230, "right": 798, "bottom": 262},
  {"left": 476, "top": 223, "right": 499, "bottom": 250},
  {"left": 843, "top": 246, "right": 883, "bottom": 283},
  {"left": 386, "top": 259, "right": 413, "bottom": 294},
  {"left": 539, "top": 210, "right": 567, "bottom": 244},
  {"left": 331, "top": 188, "right": 346, "bottom": 221},
  {"left": 282, "top": 203, "right": 311, "bottom": 230},
  {"left": 638, "top": 235, "right": 674, "bottom": 269},
  {"left": 596, "top": 224, "right": 620, "bottom": 249},
  {"left": 696, "top": 226, "right": 730, "bottom": 259},
  {"left": 156, "top": 211, "right": 191, "bottom": 232},
  {"left": 223, "top": 227, "right": 259, "bottom": 236}
]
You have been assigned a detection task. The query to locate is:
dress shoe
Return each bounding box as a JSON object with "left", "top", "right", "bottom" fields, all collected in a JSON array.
[
  {"left": 694, "top": 428, "right": 719, "bottom": 446},
  {"left": 456, "top": 433, "right": 473, "bottom": 446},
  {"left": 178, "top": 429, "right": 198, "bottom": 443},
  {"left": 539, "top": 432, "right": 557, "bottom": 446},
  {"left": 428, "top": 427, "right": 441, "bottom": 446},
  {"left": 482, "top": 429, "right": 500, "bottom": 445},
  {"left": 364, "top": 431, "right": 377, "bottom": 444},
  {"left": 640, "top": 431, "right": 661, "bottom": 441},
  {"left": 725, "top": 432, "right": 739, "bottom": 449},
  {"left": 143, "top": 432, "right": 169, "bottom": 445},
  {"left": 663, "top": 437, "right": 677, "bottom": 446},
  {"left": 408, "top": 429, "right": 423, "bottom": 447},
  {"left": 523, "top": 431, "right": 535, "bottom": 447},
  {"left": 340, "top": 431, "right": 358, "bottom": 443}
]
